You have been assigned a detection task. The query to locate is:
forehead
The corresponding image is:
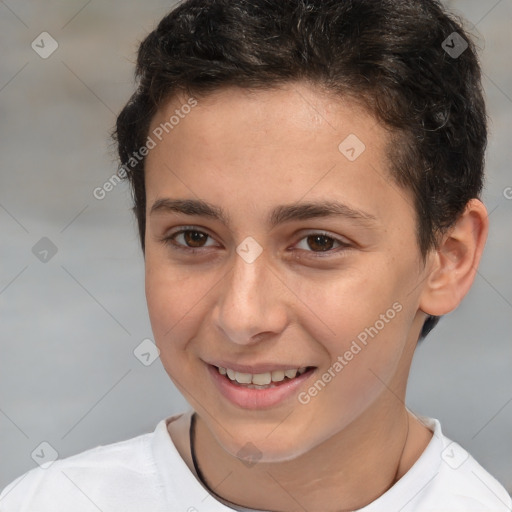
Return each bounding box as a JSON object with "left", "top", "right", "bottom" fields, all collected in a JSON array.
[
  {"left": 149, "top": 84, "right": 383, "bottom": 153},
  {"left": 144, "top": 83, "right": 411, "bottom": 227}
]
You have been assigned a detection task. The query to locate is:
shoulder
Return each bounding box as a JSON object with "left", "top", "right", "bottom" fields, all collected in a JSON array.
[
  {"left": 432, "top": 439, "right": 512, "bottom": 511},
  {"left": 396, "top": 417, "right": 511, "bottom": 512},
  {"left": 367, "top": 416, "right": 511, "bottom": 512},
  {"left": 0, "top": 425, "right": 165, "bottom": 512}
]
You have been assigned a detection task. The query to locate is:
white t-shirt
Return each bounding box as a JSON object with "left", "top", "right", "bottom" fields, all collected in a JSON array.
[{"left": 1, "top": 411, "right": 510, "bottom": 512}]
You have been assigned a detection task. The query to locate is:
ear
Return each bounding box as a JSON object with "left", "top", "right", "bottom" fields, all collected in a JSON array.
[{"left": 419, "top": 199, "right": 489, "bottom": 316}]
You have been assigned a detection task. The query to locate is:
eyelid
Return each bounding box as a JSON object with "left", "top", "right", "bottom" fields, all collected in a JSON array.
[
  {"left": 293, "top": 230, "right": 352, "bottom": 256},
  {"left": 166, "top": 225, "right": 215, "bottom": 237},
  {"left": 161, "top": 226, "right": 220, "bottom": 251},
  {"left": 298, "top": 229, "right": 351, "bottom": 245}
]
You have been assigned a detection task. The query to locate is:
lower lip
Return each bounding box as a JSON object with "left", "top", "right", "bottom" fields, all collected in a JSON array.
[{"left": 208, "top": 364, "right": 316, "bottom": 410}]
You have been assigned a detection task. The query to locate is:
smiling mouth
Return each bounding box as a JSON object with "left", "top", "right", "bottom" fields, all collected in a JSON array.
[{"left": 214, "top": 365, "right": 316, "bottom": 389}]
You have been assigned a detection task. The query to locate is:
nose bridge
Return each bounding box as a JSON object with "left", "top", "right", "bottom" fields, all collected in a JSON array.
[{"left": 213, "top": 249, "right": 286, "bottom": 345}]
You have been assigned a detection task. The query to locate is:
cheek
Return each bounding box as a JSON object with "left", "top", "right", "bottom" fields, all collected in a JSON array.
[
  {"left": 144, "top": 255, "right": 222, "bottom": 355},
  {"left": 291, "top": 261, "right": 404, "bottom": 346},
  {"left": 145, "top": 256, "right": 194, "bottom": 349},
  {"left": 296, "top": 264, "right": 410, "bottom": 394}
]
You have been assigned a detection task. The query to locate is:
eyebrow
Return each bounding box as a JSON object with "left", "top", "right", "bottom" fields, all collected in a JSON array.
[{"left": 150, "top": 198, "right": 378, "bottom": 229}]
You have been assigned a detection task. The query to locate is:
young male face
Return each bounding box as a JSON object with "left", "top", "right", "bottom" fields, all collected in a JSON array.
[{"left": 144, "top": 83, "right": 433, "bottom": 461}]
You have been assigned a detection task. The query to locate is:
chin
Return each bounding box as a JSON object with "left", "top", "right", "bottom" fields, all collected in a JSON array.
[{"left": 217, "top": 426, "right": 320, "bottom": 465}]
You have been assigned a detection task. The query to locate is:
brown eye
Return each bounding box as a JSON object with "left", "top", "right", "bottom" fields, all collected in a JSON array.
[
  {"left": 294, "top": 232, "right": 350, "bottom": 256},
  {"left": 162, "top": 228, "right": 218, "bottom": 252},
  {"left": 181, "top": 230, "right": 208, "bottom": 248},
  {"left": 306, "top": 234, "right": 336, "bottom": 252}
]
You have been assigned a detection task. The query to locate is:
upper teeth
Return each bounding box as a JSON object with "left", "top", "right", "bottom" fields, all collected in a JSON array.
[{"left": 218, "top": 366, "right": 307, "bottom": 385}]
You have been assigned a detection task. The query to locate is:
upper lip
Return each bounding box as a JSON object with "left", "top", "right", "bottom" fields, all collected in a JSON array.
[{"left": 207, "top": 361, "right": 315, "bottom": 374}]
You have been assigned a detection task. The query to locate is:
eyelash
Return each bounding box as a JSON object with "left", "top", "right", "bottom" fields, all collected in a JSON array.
[{"left": 160, "top": 226, "right": 351, "bottom": 258}]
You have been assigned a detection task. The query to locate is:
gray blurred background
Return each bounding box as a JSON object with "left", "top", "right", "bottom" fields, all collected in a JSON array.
[{"left": 0, "top": 0, "right": 511, "bottom": 495}]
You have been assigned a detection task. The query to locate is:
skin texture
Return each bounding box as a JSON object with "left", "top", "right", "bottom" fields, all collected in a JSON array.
[{"left": 144, "top": 83, "right": 488, "bottom": 511}]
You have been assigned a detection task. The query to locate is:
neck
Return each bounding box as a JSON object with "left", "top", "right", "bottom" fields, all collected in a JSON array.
[{"left": 191, "top": 398, "right": 430, "bottom": 512}]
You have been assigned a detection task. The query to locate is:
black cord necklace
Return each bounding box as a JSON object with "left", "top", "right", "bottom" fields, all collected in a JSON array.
[
  {"left": 190, "top": 412, "right": 231, "bottom": 504},
  {"left": 189, "top": 412, "right": 203, "bottom": 482}
]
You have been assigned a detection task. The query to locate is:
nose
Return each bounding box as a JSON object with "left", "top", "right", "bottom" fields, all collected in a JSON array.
[{"left": 212, "top": 249, "right": 288, "bottom": 346}]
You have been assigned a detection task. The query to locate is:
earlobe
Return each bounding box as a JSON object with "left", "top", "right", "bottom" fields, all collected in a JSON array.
[{"left": 419, "top": 199, "right": 489, "bottom": 317}]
